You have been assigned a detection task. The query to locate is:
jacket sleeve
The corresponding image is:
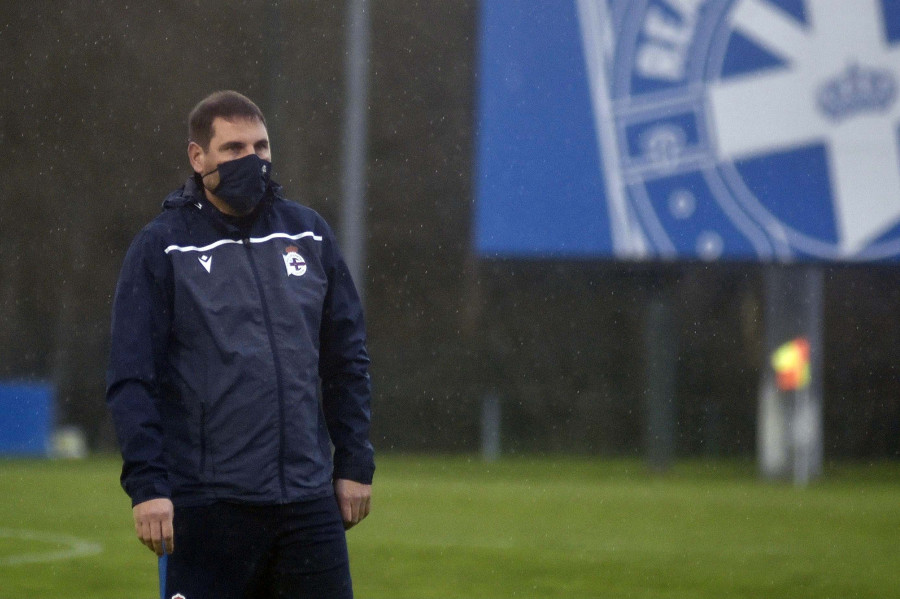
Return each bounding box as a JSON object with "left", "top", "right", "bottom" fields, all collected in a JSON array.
[
  {"left": 318, "top": 224, "right": 375, "bottom": 485},
  {"left": 105, "top": 226, "right": 173, "bottom": 506}
]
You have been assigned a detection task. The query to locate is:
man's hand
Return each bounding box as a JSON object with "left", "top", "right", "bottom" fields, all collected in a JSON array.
[
  {"left": 132, "top": 497, "right": 174, "bottom": 556},
  {"left": 334, "top": 479, "right": 371, "bottom": 530}
]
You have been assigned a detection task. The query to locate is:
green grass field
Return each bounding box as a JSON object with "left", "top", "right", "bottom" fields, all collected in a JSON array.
[{"left": 0, "top": 455, "right": 898, "bottom": 598}]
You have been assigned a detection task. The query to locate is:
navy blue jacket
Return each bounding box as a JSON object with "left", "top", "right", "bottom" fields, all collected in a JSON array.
[{"left": 106, "top": 176, "right": 374, "bottom": 507}]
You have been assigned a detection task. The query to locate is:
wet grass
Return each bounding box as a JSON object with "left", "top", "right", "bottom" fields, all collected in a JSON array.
[{"left": 0, "top": 455, "right": 898, "bottom": 598}]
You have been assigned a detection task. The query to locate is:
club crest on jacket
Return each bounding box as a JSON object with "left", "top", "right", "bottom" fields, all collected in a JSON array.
[{"left": 282, "top": 245, "right": 307, "bottom": 277}]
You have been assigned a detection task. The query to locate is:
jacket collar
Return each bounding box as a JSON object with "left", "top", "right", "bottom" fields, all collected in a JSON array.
[
  {"left": 163, "top": 175, "right": 284, "bottom": 236},
  {"left": 162, "top": 175, "right": 284, "bottom": 210}
]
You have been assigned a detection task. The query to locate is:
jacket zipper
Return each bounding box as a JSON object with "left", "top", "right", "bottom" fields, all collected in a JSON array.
[
  {"left": 199, "top": 403, "right": 207, "bottom": 475},
  {"left": 242, "top": 237, "right": 289, "bottom": 501}
]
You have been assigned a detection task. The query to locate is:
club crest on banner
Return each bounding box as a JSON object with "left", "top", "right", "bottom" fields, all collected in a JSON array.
[
  {"left": 475, "top": 1, "right": 900, "bottom": 260},
  {"left": 577, "top": 0, "right": 900, "bottom": 261},
  {"left": 282, "top": 245, "right": 307, "bottom": 277}
]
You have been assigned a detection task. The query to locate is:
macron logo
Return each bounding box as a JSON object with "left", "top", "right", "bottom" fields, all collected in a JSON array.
[{"left": 198, "top": 255, "right": 212, "bottom": 273}]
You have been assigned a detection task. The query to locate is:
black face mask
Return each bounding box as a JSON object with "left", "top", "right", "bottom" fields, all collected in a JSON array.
[{"left": 202, "top": 154, "right": 272, "bottom": 215}]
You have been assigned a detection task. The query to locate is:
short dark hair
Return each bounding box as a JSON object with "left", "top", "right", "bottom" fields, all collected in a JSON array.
[{"left": 188, "top": 90, "right": 267, "bottom": 150}]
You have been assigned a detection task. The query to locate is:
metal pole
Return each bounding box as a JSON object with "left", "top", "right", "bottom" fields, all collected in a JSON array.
[
  {"left": 793, "top": 264, "right": 824, "bottom": 486},
  {"left": 758, "top": 264, "right": 824, "bottom": 485},
  {"left": 340, "top": 0, "right": 371, "bottom": 304},
  {"left": 644, "top": 290, "right": 677, "bottom": 472},
  {"left": 481, "top": 393, "right": 501, "bottom": 462}
]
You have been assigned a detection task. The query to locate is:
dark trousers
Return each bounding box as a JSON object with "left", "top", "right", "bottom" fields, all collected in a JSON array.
[{"left": 165, "top": 496, "right": 353, "bottom": 599}]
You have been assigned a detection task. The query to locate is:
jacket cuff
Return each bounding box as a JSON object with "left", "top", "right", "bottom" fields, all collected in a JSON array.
[
  {"left": 128, "top": 479, "right": 172, "bottom": 507},
  {"left": 333, "top": 460, "right": 375, "bottom": 485}
]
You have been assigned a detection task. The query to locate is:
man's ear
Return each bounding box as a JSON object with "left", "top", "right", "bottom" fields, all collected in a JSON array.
[{"left": 188, "top": 141, "right": 206, "bottom": 174}]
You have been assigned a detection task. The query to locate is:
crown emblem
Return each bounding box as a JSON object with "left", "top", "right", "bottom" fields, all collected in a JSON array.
[{"left": 816, "top": 63, "right": 897, "bottom": 123}]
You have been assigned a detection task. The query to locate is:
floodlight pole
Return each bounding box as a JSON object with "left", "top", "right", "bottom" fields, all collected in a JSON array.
[{"left": 340, "top": 0, "right": 372, "bottom": 304}]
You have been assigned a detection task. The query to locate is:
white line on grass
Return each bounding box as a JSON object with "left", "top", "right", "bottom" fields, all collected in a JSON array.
[{"left": 0, "top": 528, "right": 103, "bottom": 566}]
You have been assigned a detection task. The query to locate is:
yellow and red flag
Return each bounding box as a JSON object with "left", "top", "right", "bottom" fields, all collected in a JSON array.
[{"left": 771, "top": 337, "right": 811, "bottom": 391}]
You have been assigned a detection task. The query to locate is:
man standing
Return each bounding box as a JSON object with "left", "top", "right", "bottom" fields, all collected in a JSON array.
[{"left": 106, "top": 90, "right": 374, "bottom": 599}]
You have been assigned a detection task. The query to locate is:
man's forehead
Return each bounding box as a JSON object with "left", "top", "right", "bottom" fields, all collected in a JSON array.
[{"left": 210, "top": 116, "right": 268, "bottom": 141}]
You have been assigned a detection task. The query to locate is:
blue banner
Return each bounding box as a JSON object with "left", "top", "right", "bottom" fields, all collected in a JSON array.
[
  {"left": 475, "top": 0, "right": 900, "bottom": 261},
  {"left": 0, "top": 382, "right": 53, "bottom": 455}
]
